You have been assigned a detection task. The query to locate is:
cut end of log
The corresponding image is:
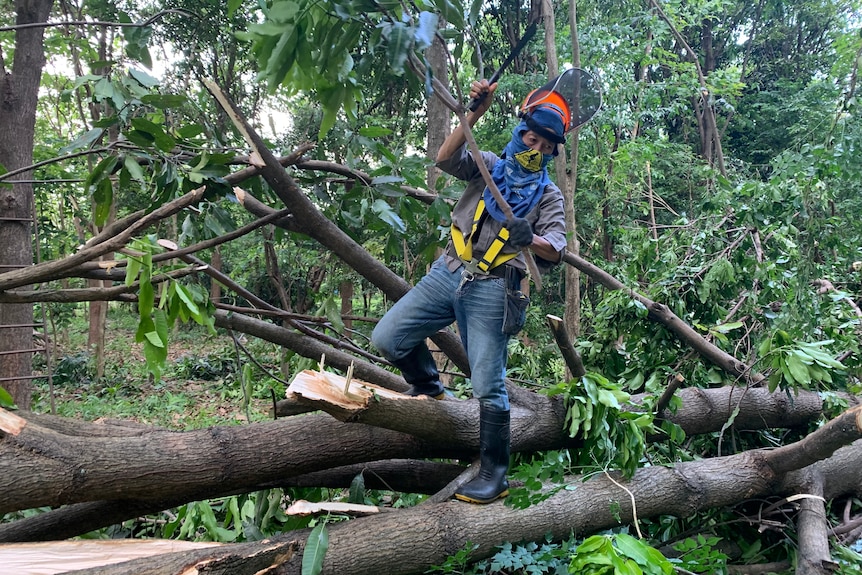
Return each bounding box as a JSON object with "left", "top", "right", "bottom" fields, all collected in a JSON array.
[
  {"left": 286, "top": 369, "right": 405, "bottom": 410},
  {"left": 287, "top": 499, "right": 380, "bottom": 517},
  {"left": 0, "top": 407, "right": 27, "bottom": 436},
  {"left": 0, "top": 539, "right": 223, "bottom": 575}
]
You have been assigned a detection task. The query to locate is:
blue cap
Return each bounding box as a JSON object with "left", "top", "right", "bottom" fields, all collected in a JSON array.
[{"left": 523, "top": 103, "right": 566, "bottom": 144}]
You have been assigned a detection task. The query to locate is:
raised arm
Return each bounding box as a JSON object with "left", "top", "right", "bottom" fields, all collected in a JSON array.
[{"left": 436, "top": 79, "right": 498, "bottom": 163}]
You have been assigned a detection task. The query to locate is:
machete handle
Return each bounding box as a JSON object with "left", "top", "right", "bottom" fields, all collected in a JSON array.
[{"left": 467, "top": 75, "right": 499, "bottom": 113}]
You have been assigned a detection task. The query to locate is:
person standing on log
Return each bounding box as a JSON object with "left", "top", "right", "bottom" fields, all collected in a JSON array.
[{"left": 372, "top": 78, "right": 569, "bottom": 504}]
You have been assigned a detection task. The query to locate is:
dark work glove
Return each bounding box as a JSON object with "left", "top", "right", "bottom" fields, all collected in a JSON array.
[{"left": 506, "top": 217, "right": 533, "bottom": 249}]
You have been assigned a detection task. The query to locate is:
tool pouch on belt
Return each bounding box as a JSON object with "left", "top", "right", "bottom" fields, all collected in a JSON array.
[{"left": 502, "top": 266, "right": 529, "bottom": 335}]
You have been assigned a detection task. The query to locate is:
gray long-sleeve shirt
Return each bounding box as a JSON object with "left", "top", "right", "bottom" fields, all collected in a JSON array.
[{"left": 436, "top": 143, "right": 567, "bottom": 276}]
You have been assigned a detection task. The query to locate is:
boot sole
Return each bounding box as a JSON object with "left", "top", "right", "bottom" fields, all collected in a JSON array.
[{"left": 453, "top": 489, "right": 509, "bottom": 504}]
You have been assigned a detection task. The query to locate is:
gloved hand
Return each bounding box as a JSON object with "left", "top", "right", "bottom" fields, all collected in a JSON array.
[{"left": 506, "top": 217, "right": 533, "bottom": 249}]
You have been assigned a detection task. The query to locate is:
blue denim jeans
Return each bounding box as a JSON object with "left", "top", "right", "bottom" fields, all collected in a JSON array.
[{"left": 372, "top": 256, "right": 511, "bottom": 411}]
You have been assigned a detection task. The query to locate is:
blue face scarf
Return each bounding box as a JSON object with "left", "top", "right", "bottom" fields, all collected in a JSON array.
[{"left": 483, "top": 122, "right": 553, "bottom": 222}]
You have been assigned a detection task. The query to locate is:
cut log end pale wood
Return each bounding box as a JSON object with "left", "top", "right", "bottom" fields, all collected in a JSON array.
[
  {"left": 286, "top": 499, "right": 380, "bottom": 517},
  {"left": 0, "top": 407, "right": 27, "bottom": 436},
  {"left": 0, "top": 539, "right": 223, "bottom": 575},
  {"left": 286, "top": 369, "right": 413, "bottom": 410}
]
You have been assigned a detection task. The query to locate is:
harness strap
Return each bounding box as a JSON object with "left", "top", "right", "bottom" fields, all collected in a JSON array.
[{"left": 451, "top": 199, "right": 519, "bottom": 273}]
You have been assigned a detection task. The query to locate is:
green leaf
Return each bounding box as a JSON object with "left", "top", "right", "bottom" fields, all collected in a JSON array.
[
  {"left": 59, "top": 128, "right": 104, "bottom": 154},
  {"left": 128, "top": 68, "right": 160, "bottom": 88},
  {"left": 713, "top": 321, "right": 744, "bottom": 334},
  {"left": 139, "top": 276, "right": 154, "bottom": 318},
  {"left": 434, "top": 0, "right": 464, "bottom": 29},
  {"left": 92, "top": 178, "right": 113, "bottom": 227},
  {"left": 358, "top": 126, "right": 393, "bottom": 137},
  {"left": 174, "top": 284, "right": 201, "bottom": 316},
  {"left": 0, "top": 385, "right": 16, "bottom": 409},
  {"left": 266, "top": 28, "right": 299, "bottom": 91},
  {"left": 467, "top": 0, "right": 482, "bottom": 26},
  {"left": 123, "top": 155, "right": 146, "bottom": 183},
  {"left": 227, "top": 0, "right": 243, "bottom": 17},
  {"left": 317, "top": 295, "right": 345, "bottom": 334},
  {"left": 143, "top": 339, "right": 165, "bottom": 381},
  {"left": 318, "top": 86, "right": 345, "bottom": 138},
  {"left": 154, "top": 309, "right": 169, "bottom": 348},
  {"left": 141, "top": 94, "right": 188, "bottom": 109},
  {"left": 85, "top": 155, "right": 120, "bottom": 191},
  {"left": 371, "top": 198, "right": 406, "bottom": 233},
  {"left": 269, "top": 0, "right": 301, "bottom": 22},
  {"left": 384, "top": 21, "right": 411, "bottom": 75},
  {"left": 785, "top": 352, "right": 811, "bottom": 386},
  {"left": 767, "top": 371, "right": 782, "bottom": 393},
  {"left": 348, "top": 473, "right": 365, "bottom": 504},
  {"left": 125, "top": 255, "right": 142, "bottom": 287},
  {"left": 130, "top": 117, "right": 176, "bottom": 152},
  {"left": 576, "top": 535, "right": 613, "bottom": 554},
  {"left": 94, "top": 77, "right": 118, "bottom": 104},
  {"left": 615, "top": 534, "right": 672, "bottom": 574},
  {"left": 414, "top": 11, "right": 438, "bottom": 50},
  {"left": 302, "top": 523, "right": 329, "bottom": 575},
  {"left": 144, "top": 330, "right": 165, "bottom": 348},
  {"left": 177, "top": 125, "right": 205, "bottom": 139}
]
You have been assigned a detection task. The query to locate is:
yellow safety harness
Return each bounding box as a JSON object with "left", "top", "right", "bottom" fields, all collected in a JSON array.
[{"left": 451, "top": 199, "right": 519, "bottom": 275}]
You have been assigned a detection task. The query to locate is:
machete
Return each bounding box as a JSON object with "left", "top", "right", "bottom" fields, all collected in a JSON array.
[{"left": 468, "top": 20, "right": 538, "bottom": 112}]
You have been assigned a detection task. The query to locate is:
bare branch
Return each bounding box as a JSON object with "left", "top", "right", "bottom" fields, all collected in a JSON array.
[{"left": 0, "top": 9, "right": 196, "bottom": 33}]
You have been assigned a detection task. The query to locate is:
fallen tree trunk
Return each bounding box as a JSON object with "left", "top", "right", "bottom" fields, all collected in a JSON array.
[
  {"left": 0, "top": 406, "right": 470, "bottom": 516},
  {"left": 1, "top": 385, "right": 858, "bottom": 542},
  {"left": 0, "top": 460, "right": 465, "bottom": 543},
  {"left": 57, "top": 407, "right": 862, "bottom": 575}
]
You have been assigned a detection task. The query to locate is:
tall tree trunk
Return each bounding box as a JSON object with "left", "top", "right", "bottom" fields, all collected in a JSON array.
[
  {"left": 0, "top": 0, "right": 56, "bottom": 408},
  {"left": 86, "top": 23, "right": 117, "bottom": 380},
  {"left": 564, "top": 0, "right": 583, "bottom": 345},
  {"left": 425, "top": 26, "right": 449, "bottom": 194}
]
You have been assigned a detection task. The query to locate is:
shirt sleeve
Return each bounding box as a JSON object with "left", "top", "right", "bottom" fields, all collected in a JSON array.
[
  {"left": 436, "top": 143, "right": 498, "bottom": 182},
  {"left": 532, "top": 185, "right": 567, "bottom": 272}
]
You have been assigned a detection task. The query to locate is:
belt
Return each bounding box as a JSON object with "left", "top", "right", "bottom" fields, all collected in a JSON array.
[
  {"left": 487, "top": 265, "right": 507, "bottom": 278},
  {"left": 460, "top": 260, "right": 508, "bottom": 285}
]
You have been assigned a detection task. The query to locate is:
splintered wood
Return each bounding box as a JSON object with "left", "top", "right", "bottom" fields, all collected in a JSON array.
[
  {"left": 286, "top": 369, "right": 404, "bottom": 410},
  {"left": 0, "top": 407, "right": 27, "bottom": 436},
  {"left": 286, "top": 499, "right": 381, "bottom": 517}
]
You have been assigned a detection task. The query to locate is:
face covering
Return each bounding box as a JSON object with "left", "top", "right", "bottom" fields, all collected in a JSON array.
[
  {"left": 513, "top": 148, "right": 545, "bottom": 172},
  {"left": 482, "top": 123, "right": 552, "bottom": 222}
]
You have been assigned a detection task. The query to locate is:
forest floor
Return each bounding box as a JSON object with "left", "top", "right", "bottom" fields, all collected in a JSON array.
[{"left": 30, "top": 306, "right": 285, "bottom": 429}]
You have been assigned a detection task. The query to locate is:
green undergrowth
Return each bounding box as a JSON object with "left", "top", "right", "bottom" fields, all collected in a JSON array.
[{"left": 31, "top": 305, "right": 284, "bottom": 428}]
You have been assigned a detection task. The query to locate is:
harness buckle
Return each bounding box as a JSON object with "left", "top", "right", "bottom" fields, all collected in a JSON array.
[{"left": 459, "top": 259, "right": 484, "bottom": 288}]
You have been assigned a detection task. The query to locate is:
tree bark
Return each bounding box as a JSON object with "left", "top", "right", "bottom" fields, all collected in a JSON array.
[
  {"left": 794, "top": 472, "right": 838, "bottom": 575},
  {"left": 564, "top": 0, "right": 583, "bottom": 344},
  {"left": 0, "top": 0, "right": 55, "bottom": 408},
  {"left": 0, "top": 406, "right": 466, "bottom": 516},
  {"left": 425, "top": 24, "right": 449, "bottom": 193},
  {"left": 1, "top": 386, "right": 857, "bottom": 541},
  {"left": 51, "top": 407, "right": 862, "bottom": 575}
]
